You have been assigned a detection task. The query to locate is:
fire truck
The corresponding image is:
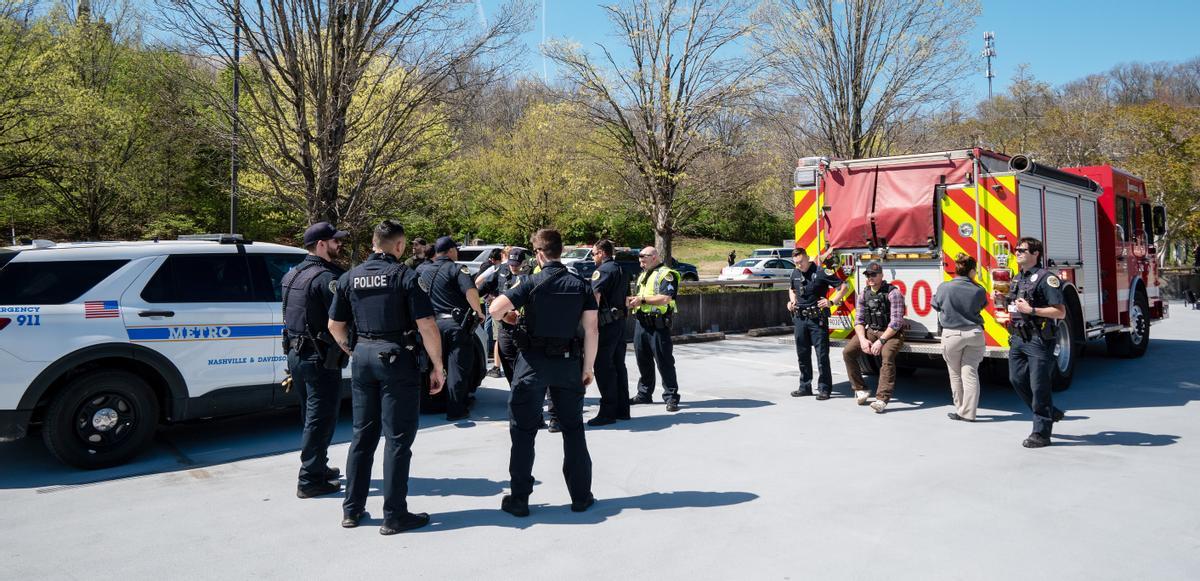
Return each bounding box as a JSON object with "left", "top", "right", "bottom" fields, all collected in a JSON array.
[{"left": 792, "top": 148, "right": 1168, "bottom": 390}]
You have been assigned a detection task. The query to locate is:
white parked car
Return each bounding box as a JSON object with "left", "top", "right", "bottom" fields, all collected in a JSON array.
[
  {"left": 0, "top": 236, "right": 486, "bottom": 469},
  {"left": 718, "top": 258, "right": 794, "bottom": 281},
  {"left": 750, "top": 247, "right": 794, "bottom": 259}
]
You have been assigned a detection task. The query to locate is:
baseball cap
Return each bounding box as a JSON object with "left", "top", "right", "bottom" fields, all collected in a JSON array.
[
  {"left": 434, "top": 236, "right": 459, "bottom": 253},
  {"left": 507, "top": 249, "right": 523, "bottom": 265},
  {"left": 864, "top": 261, "right": 884, "bottom": 275},
  {"left": 303, "top": 222, "right": 349, "bottom": 246}
]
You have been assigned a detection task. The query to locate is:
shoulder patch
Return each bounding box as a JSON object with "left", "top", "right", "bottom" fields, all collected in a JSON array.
[
  {"left": 1031, "top": 273, "right": 1039, "bottom": 282},
  {"left": 328, "top": 280, "right": 338, "bottom": 294},
  {"left": 824, "top": 268, "right": 835, "bottom": 276},
  {"left": 461, "top": 266, "right": 470, "bottom": 275},
  {"left": 1046, "top": 275, "right": 1060, "bottom": 288},
  {"left": 591, "top": 271, "right": 601, "bottom": 281},
  {"left": 418, "top": 276, "right": 431, "bottom": 293}
]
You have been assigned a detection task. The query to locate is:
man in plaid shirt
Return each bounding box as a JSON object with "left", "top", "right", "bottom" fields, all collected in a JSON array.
[{"left": 842, "top": 262, "right": 907, "bottom": 413}]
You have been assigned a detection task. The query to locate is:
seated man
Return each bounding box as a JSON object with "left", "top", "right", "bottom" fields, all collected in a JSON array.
[{"left": 842, "top": 262, "right": 907, "bottom": 413}]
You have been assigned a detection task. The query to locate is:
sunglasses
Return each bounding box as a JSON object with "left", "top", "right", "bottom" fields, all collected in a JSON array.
[{"left": 1014, "top": 247, "right": 1031, "bottom": 254}]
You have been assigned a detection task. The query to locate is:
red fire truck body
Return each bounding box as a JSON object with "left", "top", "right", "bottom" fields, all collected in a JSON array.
[{"left": 792, "top": 148, "right": 1167, "bottom": 390}]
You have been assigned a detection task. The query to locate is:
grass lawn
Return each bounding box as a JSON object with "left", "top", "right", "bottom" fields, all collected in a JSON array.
[{"left": 672, "top": 237, "right": 781, "bottom": 276}]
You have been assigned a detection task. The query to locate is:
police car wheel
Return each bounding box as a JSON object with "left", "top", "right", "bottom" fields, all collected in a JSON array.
[{"left": 42, "top": 370, "right": 159, "bottom": 470}]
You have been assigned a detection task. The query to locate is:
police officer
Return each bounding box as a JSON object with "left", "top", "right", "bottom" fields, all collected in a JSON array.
[
  {"left": 1001, "top": 237, "right": 1067, "bottom": 449},
  {"left": 587, "top": 238, "right": 630, "bottom": 426},
  {"left": 405, "top": 238, "right": 431, "bottom": 270},
  {"left": 488, "top": 228, "right": 598, "bottom": 517},
  {"left": 417, "top": 236, "right": 486, "bottom": 421},
  {"left": 328, "top": 220, "right": 446, "bottom": 534},
  {"left": 628, "top": 247, "right": 682, "bottom": 412},
  {"left": 283, "top": 222, "right": 348, "bottom": 499},
  {"left": 787, "top": 247, "right": 850, "bottom": 400},
  {"left": 479, "top": 248, "right": 528, "bottom": 384}
]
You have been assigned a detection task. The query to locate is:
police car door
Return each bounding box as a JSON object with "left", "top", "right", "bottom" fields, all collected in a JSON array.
[{"left": 121, "top": 250, "right": 277, "bottom": 410}]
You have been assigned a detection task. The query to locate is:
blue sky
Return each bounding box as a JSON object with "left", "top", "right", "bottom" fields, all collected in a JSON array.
[{"left": 486, "top": 0, "right": 1200, "bottom": 102}]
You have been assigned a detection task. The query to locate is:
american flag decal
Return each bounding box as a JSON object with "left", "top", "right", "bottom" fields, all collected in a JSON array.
[{"left": 84, "top": 300, "right": 120, "bottom": 319}]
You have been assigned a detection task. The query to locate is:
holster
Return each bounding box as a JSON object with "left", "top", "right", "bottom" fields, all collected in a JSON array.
[
  {"left": 315, "top": 331, "right": 349, "bottom": 370},
  {"left": 598, "top": 306, "right": 626, "bottom": 326}
]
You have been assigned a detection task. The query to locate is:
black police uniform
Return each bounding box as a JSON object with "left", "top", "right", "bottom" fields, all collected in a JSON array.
[
  {"left": 790, "top": 262, "right": 843, "bottom": 396},
  {"left": 1006, "top": 265, "right": 1067, "bottom": 439},
  {"left": 329, "top": 252, "right": 434, "bottom": 524},
  {"left": 504, "top": 261, "right": 596, "bottom": 504},
  {"left": 480, "top": 265, "right": 526, "bottom": 384},
  {"left": 633, "top": 264, "right": 681, "bottom": 405},
  {"left": 417, "top": 256, "right": 478, "bottom": 419},
  {"left": 591, "top": 257, "right": 630, "bottom": 421},
  {"left": 282, "top": 255, "right": 345, "bottom": 490}
]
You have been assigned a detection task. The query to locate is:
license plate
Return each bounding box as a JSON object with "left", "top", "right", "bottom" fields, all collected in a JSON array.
[{"left": 829, "top": 315, "right": 853, "bottom": 330}]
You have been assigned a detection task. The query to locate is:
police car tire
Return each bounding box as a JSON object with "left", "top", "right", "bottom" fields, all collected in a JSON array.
[{"left": 42, "top": 370, "right": 159, "bottom": 470}]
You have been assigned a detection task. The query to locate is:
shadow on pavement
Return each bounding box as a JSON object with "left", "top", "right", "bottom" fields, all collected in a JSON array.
[
  {"left": 411, "top": 490, "right": 759, "bottom": 532},
  {"left": 362, "top": 477, "right": 510, "bottom": 498},
  {"left": 1051, "top": 431, "right": 1180, "bottom": 447},
  {"left": 592, "top": 411, "right": 738, "bottom": 433},
  {"left": 680, "top": 398, "right": 774, "bottom": 410}
]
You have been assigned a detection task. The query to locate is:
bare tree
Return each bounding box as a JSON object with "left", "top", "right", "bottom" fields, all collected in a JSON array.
[
  {"left": 155, "top": 0, "right": 531, "bottom": 229},
  {"left": 755, "top": 0, "right": 979, "bottom": 159},
  {"left": 544, "top": 0, "right": 761, "bottom": 261}
]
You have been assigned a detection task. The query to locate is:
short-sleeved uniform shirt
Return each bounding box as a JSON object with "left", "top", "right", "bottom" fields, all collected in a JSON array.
[
  {"left": 1009, "top": 266, "right": 1064, "bottom": 324},
  {"left": 417, "top": 256, "right": 475, "bottom": 314},
  {"left": 282, "top": 255, "right": 344, "bottom": 336},
  {"left": 791, "top": 262, "right": 843, "bottom": 308},
  {"left": 504, "top": 262, "right": 597, "bottom": 339},
  {"left": 328, "top": 253, "right": 433, "bottom": 335},
  {"left": 590, "top": 258, "right": 629, "bottom": 315}
]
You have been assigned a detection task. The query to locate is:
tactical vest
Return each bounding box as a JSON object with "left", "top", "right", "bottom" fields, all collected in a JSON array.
[
  {"left": 419, "top": 258, "right": 469, "bottom": 314},
  {"left": 634, "top": 264, "right": 679, "bottom": 315},
  {"left": 862, "top": 283, "right": 893, "bottom": 331},
  {"left": 282, "top": 260, "right": 330, "bottom": 338},
  {"left": 1007, "top": 266, "right": 1055, "bottom": 339},
  {"left": 346, "top": 257, "right": 412, "bottom": 337}
]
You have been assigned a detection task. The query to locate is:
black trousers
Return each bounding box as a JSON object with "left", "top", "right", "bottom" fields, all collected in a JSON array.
[
  {"left": 436, "top": 318, "right": 475, "bottom": 418},
  {"left": 497, "top": 325, "right": 518, "bottom": 384},
  {"left": 594, "top": 321, "right": 630, "bottom": 419},
  {"left": 287, "top": 349, "right": 342, "bottom": 488},
  {"left": 343, "top": 340, "right": 421, "bottom": 521},
  {"left": 1008, "top": 335, "right": 1063, "bottom": 437},
  {"left": 793, "top": 316, "right": 833, "bottom": 395},
  {"left": 507, "top": 351, "right": 592, "bottom": 502},
  {"left": 634, "top": 321, "right": 679, "bottom": 403}
]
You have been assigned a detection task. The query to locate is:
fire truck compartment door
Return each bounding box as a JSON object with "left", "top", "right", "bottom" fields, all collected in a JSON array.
[{"left": 825, "top": 159, "right": 971, "bottom": 249}]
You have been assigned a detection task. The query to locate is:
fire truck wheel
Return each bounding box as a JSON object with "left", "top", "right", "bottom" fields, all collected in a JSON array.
[
  {"left": 1050, "top": 294, "right": 1084, "bottom": 392},
  {"left": 1105, "top": 288, "right": 1151, "bottom": 358}
]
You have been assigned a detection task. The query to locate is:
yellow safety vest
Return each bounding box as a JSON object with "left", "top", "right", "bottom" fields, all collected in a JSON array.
[{"left": 635, "top": 264, "right": 679, "bottom": 314}]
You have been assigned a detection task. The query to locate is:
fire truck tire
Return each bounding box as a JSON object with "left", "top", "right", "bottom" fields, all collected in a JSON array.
[
  {"left": 1106, "top": 290, "right": 1150, "bottom": 359},
  {"left": 1050, "top": 292, "right": 1084, "bottom": 392}
]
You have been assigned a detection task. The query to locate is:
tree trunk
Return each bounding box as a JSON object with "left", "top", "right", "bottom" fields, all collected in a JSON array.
[{"left": 653, "top": 183, "right": 674, "bottom": 264}]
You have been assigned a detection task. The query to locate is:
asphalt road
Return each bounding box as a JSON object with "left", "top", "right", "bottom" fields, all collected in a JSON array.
[{"left": 2, "top": 305, "right": 1198, "bottom": 580}]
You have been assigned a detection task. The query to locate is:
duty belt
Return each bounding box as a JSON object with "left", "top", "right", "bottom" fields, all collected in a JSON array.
[
  {"left": 793, "top": 306, "right": 823, "bottom": 319},
  {"left": 358, "top": 331, "right": 406, "bottom": 341}
]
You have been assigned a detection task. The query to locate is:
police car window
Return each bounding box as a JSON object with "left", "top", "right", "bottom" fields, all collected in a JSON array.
[
  {"left": 456, "top": 249, "right": 483, "bottom": 262},
  {"left": 734, "top": 259, "right": 759, "bottom": 267},
  {"left": 0, "top": 249, "right": 17, "bottom": 270},
  {"left": 0, "top": 260, "right": 128, "bottom": 305},
  {"left": 141, "top": 255, "right": 255, "bottom": 303},
  {"left": 767, "top": 259, "right": 791, "bottom": 269},
  {"left": 252, "top": 254, "right": 305, "bottom": 302},
  {"left": 562, "top": 248, "right": 590, "bottom": 259}
]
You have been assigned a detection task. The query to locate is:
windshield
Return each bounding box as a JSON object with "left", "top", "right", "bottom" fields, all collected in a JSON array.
[
  {"left": 750, "top": 250, "right": 776, "bottom": 257},
  {"left": 733, "top": 259, "right": 761, "bottom": 267},
  {"left": 562, "top": 248, "right": 591, "bottom": 259},
  {"left": 456, "top": 249, "right": 484, "bottom": 262}
]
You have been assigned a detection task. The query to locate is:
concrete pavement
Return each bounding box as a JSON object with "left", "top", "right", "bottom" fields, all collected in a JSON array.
[{"left": 2, "top": 305, "right": 1198, "bottom": 580}]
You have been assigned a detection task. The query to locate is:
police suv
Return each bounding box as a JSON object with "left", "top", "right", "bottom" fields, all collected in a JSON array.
[{"left": 0, "top": 236, "right": 317, "bottom": 469}]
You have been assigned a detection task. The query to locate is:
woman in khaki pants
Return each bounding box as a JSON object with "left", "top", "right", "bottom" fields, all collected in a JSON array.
[{"left": 932, "top": 255, "right": 988, "bottom": 421}]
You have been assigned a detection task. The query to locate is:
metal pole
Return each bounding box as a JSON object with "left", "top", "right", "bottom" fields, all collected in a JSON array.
[
  {"left": 983, "top": 32, "right": 996, "bottom": 100},
  {"left": 230, "top": 0, "right": 240, "bottom": 235}
]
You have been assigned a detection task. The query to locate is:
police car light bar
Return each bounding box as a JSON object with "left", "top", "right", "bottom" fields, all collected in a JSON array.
[{"left": 177, "top": 234, "right": 253, "bottom": 244}]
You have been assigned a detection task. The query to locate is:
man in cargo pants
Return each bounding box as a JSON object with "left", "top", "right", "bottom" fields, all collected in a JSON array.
[{"left": 842, "top": 262, "right": 907, "bottom": 413}]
